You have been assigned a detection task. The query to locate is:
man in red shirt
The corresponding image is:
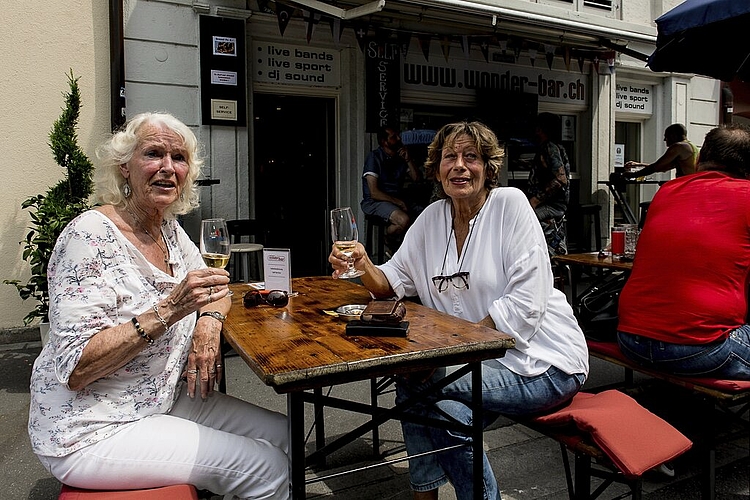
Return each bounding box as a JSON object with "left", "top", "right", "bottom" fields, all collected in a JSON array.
[{"left": 617, "top": 124, "right": 750, "bottom": 379}]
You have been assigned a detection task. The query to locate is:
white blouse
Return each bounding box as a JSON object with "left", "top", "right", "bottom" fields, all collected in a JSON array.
[
  {"left": 379, "top": 187, "right": 589, "bottom": 378},
  {"left": 28, "top": 210, "right": 205, "bottom": 457}
]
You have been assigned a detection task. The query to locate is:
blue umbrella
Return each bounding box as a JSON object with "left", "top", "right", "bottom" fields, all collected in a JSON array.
[{"left": 648, "top": 0, "right": 750, "bottom": 82}]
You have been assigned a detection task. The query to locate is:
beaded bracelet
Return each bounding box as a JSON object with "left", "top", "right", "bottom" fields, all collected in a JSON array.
[
  {"left": 153, "top": 303, "right": 169, "bottom": 331},
  {"left": 131, "top": 316, "right": 154, "bottom": 345}
]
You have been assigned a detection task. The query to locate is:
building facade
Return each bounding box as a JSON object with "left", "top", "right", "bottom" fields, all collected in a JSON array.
[{"left": 1, "top": 0, "right": 721, "bottom": 328}]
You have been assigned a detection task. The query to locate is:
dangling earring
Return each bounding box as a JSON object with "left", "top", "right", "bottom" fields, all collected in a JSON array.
[{"left": 122, "top": 181, "right": 131, "bottom": 198}]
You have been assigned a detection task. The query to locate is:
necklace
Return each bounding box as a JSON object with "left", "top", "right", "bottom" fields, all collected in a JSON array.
[
  {"left": 438, "top": 199, "right": 485, "bottom": 276},
  {"left": 125, "top": 207, "right": 170, "bottom": 266}
]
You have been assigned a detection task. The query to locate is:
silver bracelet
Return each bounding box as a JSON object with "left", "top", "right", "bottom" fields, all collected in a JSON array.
[{"left": 153, "top": 303, "right": 169, "bottom": 331}]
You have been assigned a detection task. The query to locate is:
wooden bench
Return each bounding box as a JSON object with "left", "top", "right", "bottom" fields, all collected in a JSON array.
[
  {"left": 516, "top": 389, "right": 692, "bottom": 500},
  {"left": 58, "top": 483, "right": 199, "bottom": 499},
  {"left": 587, "top": 340, "right": 750, "bottom": 500}
]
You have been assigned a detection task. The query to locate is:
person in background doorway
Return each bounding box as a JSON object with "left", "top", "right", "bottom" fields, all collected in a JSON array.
[
  {"left": 361, "top": 125, "right": 423, "bottom": 252},
  {"left": 332, "top": 120, "right": 588, "bottom": 500},
  {"left": 28, "top": 112, "right": 289, "bottom": 498},
  {"left": 624, "top": 123, "right": 698, "bottom": 178},
  {"left": 527, "top": 112, "right": 571, "bottom": 256},
  {"left": 617, "top": 124, "right": 750, "bottom": 380}
]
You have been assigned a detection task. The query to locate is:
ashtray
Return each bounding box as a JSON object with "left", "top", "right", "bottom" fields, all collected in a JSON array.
[{"left": 323, "top": 304, "right": 367, "bottom": 321}]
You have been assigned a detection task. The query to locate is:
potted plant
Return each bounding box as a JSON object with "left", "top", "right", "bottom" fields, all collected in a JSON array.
[{"left": 5, "top": 70, "right": 94, "bottom": 341}]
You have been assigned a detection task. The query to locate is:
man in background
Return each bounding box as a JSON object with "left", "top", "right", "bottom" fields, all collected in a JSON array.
[
  {"left": 361, "top": 125, "right": 423, "bottom": 251},
  {"left": 624, "top": 123, "right": 698, "bottom": 178}
]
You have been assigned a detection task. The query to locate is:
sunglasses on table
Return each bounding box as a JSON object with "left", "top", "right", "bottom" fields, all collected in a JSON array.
[{"left": 243, "top": 289, "right": 290, "bottom": 308}]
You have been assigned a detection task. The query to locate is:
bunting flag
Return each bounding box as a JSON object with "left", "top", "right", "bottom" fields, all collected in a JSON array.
[
  {"left": 592, "top": 55, "right": 600, "bottom": 74},
  {"left": 498, "top": 38, "right": 507, "bottom": 54},
  {"left": 563, "top": 46, "right": 571, "bottom": 71},
  {"left": 606, "top": 50, "right": 616, "bottom": 74},
  {"left": 513, "top": 45, "right": 521, "bottom": 62},
  {"left": 528, "top": 45, "right": 537, "bottom": 67},
  {"left": 577, "top": 52, "right": 586, "bottom": 73},
  {"left": 330, "top": 18, "right": 344, "bottom": 47},
  {"left": 479, "top": 38, "right": 490, "bottom": 63},
  {"left": 397, "top": 31, "right": 411, "bottom": 58},
  {"left": 276, "top": 3, "right": 295, "bottom": 36},
  {"left": 439, "top": 35, "right": 451, "bottom": 62},
  {"left": 302, "top": 10, "right": 320, "bottom": 43},
  {"left": 353, "top": 21, "right": 369, "bottom": 52},
  {"left": 417, "top": 34, "right": 432, "bottom": 62},
  {"left": 544, "top": 44, "right": 556, "bottom": 70},
  {"left": 461, "top": 35, "right": 471, "bottom": 59}
]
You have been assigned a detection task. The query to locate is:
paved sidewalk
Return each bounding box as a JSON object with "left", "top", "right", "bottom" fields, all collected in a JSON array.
[{"left": 1, "top": 338, "right": 747, "bottom": 499}]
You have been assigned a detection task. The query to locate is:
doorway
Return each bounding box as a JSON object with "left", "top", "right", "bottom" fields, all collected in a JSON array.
[{"left": 253, "top": 94, "right": 335, "bottom": 277}]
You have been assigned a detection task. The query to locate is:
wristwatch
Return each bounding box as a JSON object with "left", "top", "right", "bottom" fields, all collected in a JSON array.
[{"left": 198, "top": 311, "right": 226, "bottom": 323}]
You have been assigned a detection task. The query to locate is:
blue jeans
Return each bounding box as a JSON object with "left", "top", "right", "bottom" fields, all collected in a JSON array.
[
  {"left": 617, "top": 326, "right": 750, "bottom": 379},
  {"left": 396, "top": 361, "right": 585, "bottom": 500}
]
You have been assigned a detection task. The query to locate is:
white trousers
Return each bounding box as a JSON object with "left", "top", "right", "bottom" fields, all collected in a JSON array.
[{"left": 39, "top": 386, "right": 290, "bottom": 499}]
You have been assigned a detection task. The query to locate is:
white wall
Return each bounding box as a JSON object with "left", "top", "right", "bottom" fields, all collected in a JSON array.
[{"left": 0, "top": 2, "right": 111, "bottom": 329}]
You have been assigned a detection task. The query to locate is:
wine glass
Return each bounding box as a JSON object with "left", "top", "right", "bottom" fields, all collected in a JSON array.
[
  {"left": 330, "top": 207, "right": 365, "bottom": 279},
  {"left": 200, "top": 218, "right": 233, "bottom": 295}
]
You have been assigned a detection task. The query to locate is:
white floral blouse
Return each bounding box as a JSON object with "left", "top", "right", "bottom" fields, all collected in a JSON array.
[{"left": 28, "top": 210, "right": 205, "bottom": 457}]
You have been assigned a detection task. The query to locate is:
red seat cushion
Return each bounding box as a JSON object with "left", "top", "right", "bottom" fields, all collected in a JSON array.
[
  {"left": 531, "top": 390, "right": 692, "bottom": 478},
  {"left": 588, "top": 340, "right": 750, "bottom": 392},
  {"left": 58, "top": 484, "right": 199, "bottom": 500}
]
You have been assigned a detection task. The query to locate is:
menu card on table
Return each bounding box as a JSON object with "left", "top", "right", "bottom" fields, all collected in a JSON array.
[{"left": 262, "top": 248, "right": 292, "bottom": 292}]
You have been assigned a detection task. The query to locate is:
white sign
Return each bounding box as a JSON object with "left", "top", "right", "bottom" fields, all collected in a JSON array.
[
  {"left": 402, "top": 52, "right": 588, "bottom": 104},
  {"left": 561, "top": 115, "right": 576, "bottom": 141},
  {"left": 263, "top": 248, "right": 292, "bottom": 293},
  {"left": 615, "top": 83, "right": 653, "bottom": 115},
  {"left": 210, "top": 99, "right": 237, "bottom": 121},
  {"left": 614, "top": 143, "right": 625, "bottom": 169},
  {"left": 210, "top": 70, "right": 237, "bottom": 86},
  {"left": 253, "top": 41, "right": 341, "bottom": 87}
]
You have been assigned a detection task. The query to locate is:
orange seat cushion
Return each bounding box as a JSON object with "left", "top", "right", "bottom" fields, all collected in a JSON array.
[
  {"left": 58, "top": 484, "right": 199, "bottom": 500},
  {"left": 531, "top": 390, "right": 692, "bottom": 478}
]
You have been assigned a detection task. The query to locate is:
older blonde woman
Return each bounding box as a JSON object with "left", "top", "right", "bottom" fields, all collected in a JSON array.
[
  {"left": 330, "top": 121, "right": 588, "bottom": 500},
  {"left": 29, "top": 112, "right": 289, "bottom": 499}
]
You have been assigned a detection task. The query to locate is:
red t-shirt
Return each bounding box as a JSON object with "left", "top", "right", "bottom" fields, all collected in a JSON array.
[{"left": 618, "top": 171, "right": 750, "bottom": 344}]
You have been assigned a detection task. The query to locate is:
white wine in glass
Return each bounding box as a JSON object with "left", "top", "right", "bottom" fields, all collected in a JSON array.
[
  {"left": 200, "top": 218, "right": 233, "bottom": 294},
  {"left": 330, "top": 207, "right": 365, "bottom": 279}
]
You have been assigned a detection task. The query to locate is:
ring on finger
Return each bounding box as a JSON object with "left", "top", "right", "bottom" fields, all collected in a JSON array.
[
  {"left": 209, "top": 370, "right": 216, "bottom": 375},
  {"left": 215, "top": 364, "right": 222, "bottom": 368},
  {"left": 209, "top": 286, "right": 214, "bottom": 295},
  {"left": 187, "top": 369, "right": 198, "bottom": 374},
  {"left": 208, "top": 293, "right": 213, "bottom": 303}
]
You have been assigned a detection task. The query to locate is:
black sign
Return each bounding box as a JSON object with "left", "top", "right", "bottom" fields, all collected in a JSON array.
[
  {"left": 199, "top": 16, "right": 247, "bottom": 126},
  {"left": 365, "top": 39, "right": 400, "bottom": 132}
]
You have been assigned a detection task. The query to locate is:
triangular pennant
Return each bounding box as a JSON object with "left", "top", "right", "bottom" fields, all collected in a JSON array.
[
  {"left": 545, "top": 44, "right": 556, "bottom": 70},
  {"left": 276, "top": 3, "right": 295, "bottom": 36},
  {"left": 480, "top": 38, "right": 490, "bottom": 63},
  {"left": 302, "top": 10, "right": 320, "bottom": 43},
  {"left": 353, "top": 22, "right": 369, "bottom": 52},
  {"left": 513, "top": 45, "right": 521, "bottom": 62},
  {"left": 577, "top": 54, "right": 585, "bottom": 73},
  {"left": 528, "top": 46, "right": 537, "bottom": 67},
  {"left": 498, "top": 38, "right": 507, "bottom": 53},
  {"left": 564, "top": 46, "right": 571, "bottom": 71},
  {"left": 606, "top": 50, "right": 616, "bottom": 75},
  {"left": 417, "top": 34, "right": 431, "bottom": 62},
  {"left": 439, "top": 35, "right": 451, "bottom": 63},
  {"left": 461, "top": 35, "right": 471, "bottom": 58},
  {"left": 397, "top": 31, "right": 411, "bottom": 58},
  {"left": 330, "top": 18, "right": 344, "bottom": 47},
  {"left": 592, "top": 55, "right": 600, "bottom": 74}
]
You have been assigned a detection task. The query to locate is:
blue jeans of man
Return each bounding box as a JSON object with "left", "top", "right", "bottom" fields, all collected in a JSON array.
[
  {"left": 617, "top": 326, "right": 750, "bottom": 379},
  {"left": 396, "top": 360, "right": 585, "bottom": 500}
]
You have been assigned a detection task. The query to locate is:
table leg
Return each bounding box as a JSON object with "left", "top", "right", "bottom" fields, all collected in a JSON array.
[
  {"left": 288, "top": 392, "right": 305, "bottom": 499},
  {"left": 471, "top": 362, "right": 483, "bottom": 500}
]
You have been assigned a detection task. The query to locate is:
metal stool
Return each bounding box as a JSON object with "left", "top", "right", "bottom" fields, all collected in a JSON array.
[
  {"left": 364, "top": 214, "right": 388, "bottom": 264},
  {"left": 227, "top": 219, "right": 265, "bottom": 283}
]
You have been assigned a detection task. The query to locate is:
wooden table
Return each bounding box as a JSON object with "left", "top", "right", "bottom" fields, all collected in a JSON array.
[
  {"left": 223, "top": 276, "right": 515, "bottom": 499},
  {"left": 553, "top": 252, "right": 633, "bottom": 300}
]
